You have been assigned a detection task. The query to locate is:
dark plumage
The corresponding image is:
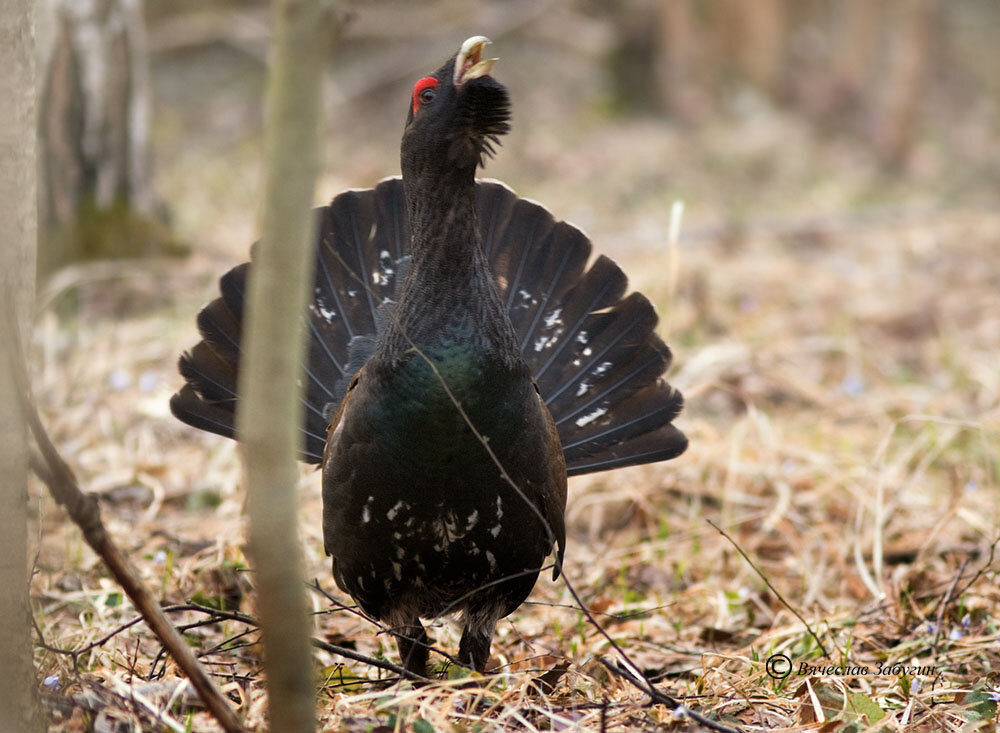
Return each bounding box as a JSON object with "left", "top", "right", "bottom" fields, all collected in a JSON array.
[{"left": 171, "top": 37, "right": 687, "bottom": 675}]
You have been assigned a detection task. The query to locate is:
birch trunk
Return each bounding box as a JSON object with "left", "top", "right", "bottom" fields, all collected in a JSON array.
[
  {"left": 236, "top": 1, "right": 339, "bottom": 730},
  {"left": 0, "top": 0, "right": 40, "bottom": 728}
]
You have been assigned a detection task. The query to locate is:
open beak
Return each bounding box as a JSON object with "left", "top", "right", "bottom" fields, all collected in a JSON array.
[{"left": 454, "top": 35, "right": 498, "bottom": 88}]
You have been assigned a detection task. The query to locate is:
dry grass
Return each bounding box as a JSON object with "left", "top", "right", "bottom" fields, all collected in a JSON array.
[
  {"left": 31, "top": 206, "right": 1000, "bottom": 731},
  {"left": 29, "top": 26, "right": 1000, "bottom": 732}
]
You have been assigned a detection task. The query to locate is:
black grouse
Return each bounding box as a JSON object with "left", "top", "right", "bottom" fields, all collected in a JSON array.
[{"left": 171, "top": 36, "right": 687, "bottom": 676}]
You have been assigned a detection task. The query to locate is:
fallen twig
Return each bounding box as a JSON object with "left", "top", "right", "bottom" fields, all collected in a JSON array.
[
  {"left": 708, "top": 519, "right": 831, "bottom": 658},
  {"left": 597, "top": 656, "right": 740, "bottom": 733},
  {"left": 5, "top": 309, "right": 245, "bottom": 733}
]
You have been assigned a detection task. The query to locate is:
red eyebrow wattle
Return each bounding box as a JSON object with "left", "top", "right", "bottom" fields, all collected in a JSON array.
[{"left": 412, "top": 76, "right": 438, "bottom": 115}]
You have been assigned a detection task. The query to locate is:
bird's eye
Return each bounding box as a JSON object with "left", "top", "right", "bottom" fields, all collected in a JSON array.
[{"left": 412, "top": 76, "right": 439, "bottom": 115}]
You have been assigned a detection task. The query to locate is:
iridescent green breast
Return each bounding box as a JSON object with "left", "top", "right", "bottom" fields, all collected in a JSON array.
[{"left": 370, "top": 343, "right": 528, "bottom": 463}]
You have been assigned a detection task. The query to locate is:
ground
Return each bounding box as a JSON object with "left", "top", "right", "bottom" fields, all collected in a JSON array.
[{"left": 29, "top": 16, "right": 1000, "bottom": 732}]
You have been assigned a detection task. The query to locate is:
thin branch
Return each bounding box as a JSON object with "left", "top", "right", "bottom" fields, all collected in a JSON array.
[
  {"left": 62, "top": 599, "right": 427, "bottom": 686},
  {"left": 521, "top": 599, "right": 678, "bottom": 621},
  {"left": 4, "top": 307, "right": 245, "bottom": 733},
  {"left": 708, "top": 519, "right": 830, "bottom": 658},
  {"left": 557, "top": 569, "right": 739, "bottom": 731},
  {"left": 304, "top": 581, "right": 467, "bottom": 673},
  {"left": 932, "top": 556, "right": 970, "bottom": 653},
  {"left": 950, "top": 533, "right": 1000, "bottom": 602},
  {"left": 188, "top": 601, "right": 426, "bottom": 682},
  {"left": 309, "top": 638, "right": 420, "bottom": 682},
  {"left": 307, "top": 579, "right": 360, "bottom": 613},
  {"left": 177, "top": 601, "right": 428, "bottom": 680},
  {"left": 597, "top": 656, "right": 740, "bottom": 733},
  {"left": 32, "top": 606, "right": 147, "bottom": 672}
]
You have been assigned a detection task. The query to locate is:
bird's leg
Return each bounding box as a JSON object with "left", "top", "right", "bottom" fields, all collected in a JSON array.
[
  {"left": 392, "top": 619, "right": 429, "bottom": 677},
  {"left": 458, "top": 616, "right": 497, "bottom": 672}
]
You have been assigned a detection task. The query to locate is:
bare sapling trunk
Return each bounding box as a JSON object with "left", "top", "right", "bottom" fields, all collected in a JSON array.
[{"left": 235, "top": 1, "right": 340, "bottom": 730}]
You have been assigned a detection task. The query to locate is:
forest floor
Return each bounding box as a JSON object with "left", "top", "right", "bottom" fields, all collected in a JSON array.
[{"left": 29, "top": 25, "right": 1000, "bottom": 733}]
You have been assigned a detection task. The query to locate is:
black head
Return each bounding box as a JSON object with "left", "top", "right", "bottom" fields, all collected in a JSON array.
[{"left": 401, "top": 36, "right": 511, "bottom": 180}]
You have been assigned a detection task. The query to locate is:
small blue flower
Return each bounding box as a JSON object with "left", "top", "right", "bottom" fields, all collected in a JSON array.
[
  {"left": 138, "top": 371, "right": 158, "bottom": 393},
  {"left": 989, "top": 688, "right": 1000, "bottom": 703},
  {"left": 841, "top": 375, "right": 864, "bottom": 396},
  {"left": 43, "top": 674, "right": 59, "bottom": 690},
  {"left": 108, "top": 369, "right": 131, "bottom": 391}
]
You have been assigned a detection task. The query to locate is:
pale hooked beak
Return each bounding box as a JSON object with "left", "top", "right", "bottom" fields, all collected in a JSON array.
[{"left": 454, "top": 35, "right": 498, "bottom": 88}]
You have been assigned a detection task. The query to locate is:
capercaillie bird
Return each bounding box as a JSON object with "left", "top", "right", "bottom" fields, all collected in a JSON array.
[{"left": 171, "top": 36, "right": 687, "bottom": 676}]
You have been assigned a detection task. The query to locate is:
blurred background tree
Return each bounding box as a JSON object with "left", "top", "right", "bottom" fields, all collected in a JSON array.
[
  {"left": 607, "top": 0, "right": 941, "bottom": 169},
  {"left": 37, "top": 0, "right": 182, "bottom": 281}
]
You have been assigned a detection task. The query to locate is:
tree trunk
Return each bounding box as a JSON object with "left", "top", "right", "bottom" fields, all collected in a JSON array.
[
  {"left": 235, "top": 1, "right": 339, "bottom": 730},
  {"left": 736, "top": 0, "right": 786, "bottom": 95},
  {"left": 36, "top": 0, "right": 176, "bottom": 278},
  {"left": 838, "top": 0, "right": 882, "bottom": 97},
  {"left": 655, "top": 0, "right": 712, "bottom": 124},
  {"left": 876, "top": 0, "right": 931, "bottom": 170},
  {"left": 0, "top": 0, "right": 41, "bottom": 729}
]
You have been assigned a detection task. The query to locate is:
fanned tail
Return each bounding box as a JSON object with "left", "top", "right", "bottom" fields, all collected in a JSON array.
[{"left": 171, "top": 178, "right": 686, "bottom": 473}]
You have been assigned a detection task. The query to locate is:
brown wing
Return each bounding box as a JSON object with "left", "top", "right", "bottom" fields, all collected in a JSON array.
[
  {"left": 534, "top": 379, "right": 567, "bottom": 580},
  {"left": 321, "top": 368, "right": 361, "bottom": 491}
]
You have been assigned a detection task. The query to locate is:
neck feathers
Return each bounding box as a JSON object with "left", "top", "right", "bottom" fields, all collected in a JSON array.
[
  {"left": 404, "top": 173, "right": 481, "bottom": 280},
  {"left": 377, "top": 176, "right": 522, "bottom": 367}
]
